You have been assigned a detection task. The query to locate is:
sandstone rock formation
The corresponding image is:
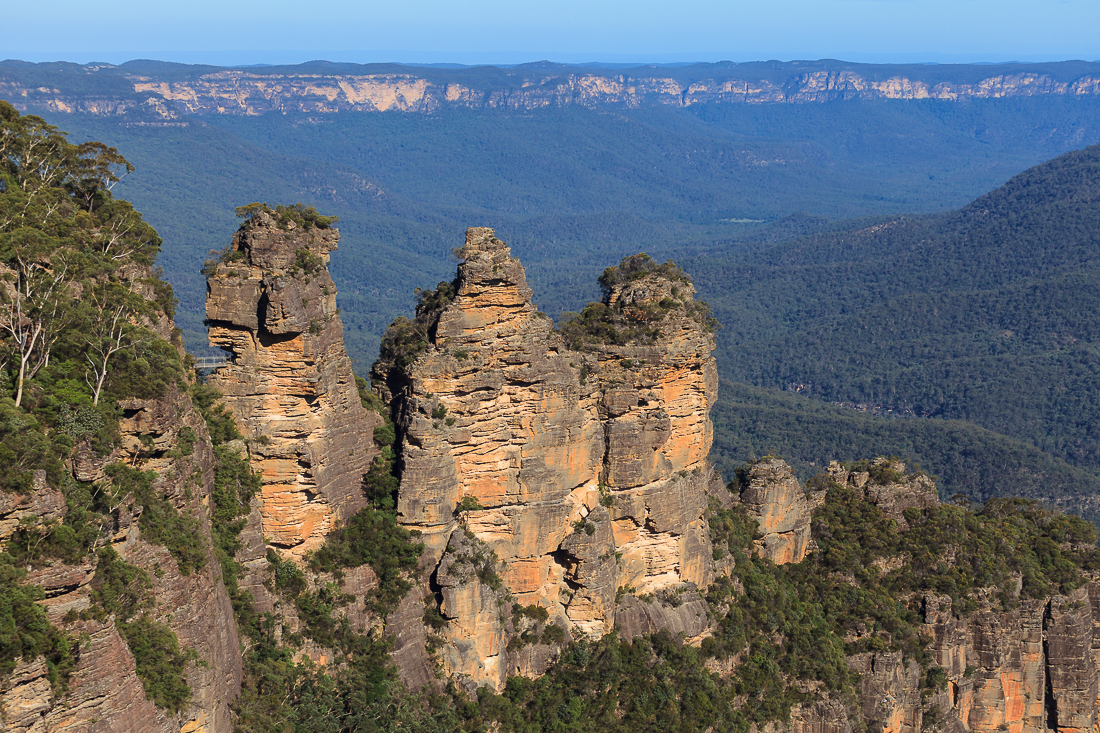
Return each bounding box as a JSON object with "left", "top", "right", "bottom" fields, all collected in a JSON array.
[
  {"left": 372, "top": 229, "right": 718, "bottom": 690},
  {"left": 0, "top": 385, "right": 242, "bottom": 733},
  {"left": 205, "top": 210, "right": 380, "bottom": 561},
  {"left": 763, "top": 456, "right": 1100, "bottom": 733},
  {"left": 818, "top": 585, "right": 1100, "bottom": 733},
  {"left": 825, "top": 458, "right": 939, "bottom": 527},
  {"left": 734, "top": 457, "right": 823, "bottom": 564},
  {"left": 8, "top": 65, "right": 1100, "bottom": 119}
]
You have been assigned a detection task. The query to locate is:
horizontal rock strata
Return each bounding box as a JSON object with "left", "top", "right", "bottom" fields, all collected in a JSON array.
[
  {"left": 206, "top": 211, "right": 380, "bottom": 561},
  {"left": 373, "top": 229, "right": 718, "bottom": 689},
  {"left": 8, "top": 66, "right": 1100, "bottom": 118}
]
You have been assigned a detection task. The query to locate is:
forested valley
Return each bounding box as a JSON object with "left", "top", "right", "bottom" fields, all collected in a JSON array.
[{"left": 6, "top": 81, "right": 1100, "bottom": 732}]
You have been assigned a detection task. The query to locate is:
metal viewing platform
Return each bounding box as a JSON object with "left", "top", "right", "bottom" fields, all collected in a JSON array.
[{"left": 193, "top": 354, "right": 232, "bottom": 370}]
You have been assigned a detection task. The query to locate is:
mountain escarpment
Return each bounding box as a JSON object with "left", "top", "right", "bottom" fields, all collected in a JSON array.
[
  {"left": 371, "top": 229, "right": 719, "bottom": 690},
  {"left": 6, "top": 61, "right": 1100, "bottom": 118}
]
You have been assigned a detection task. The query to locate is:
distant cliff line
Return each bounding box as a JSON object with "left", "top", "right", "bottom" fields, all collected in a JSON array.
[{"left": 4, "top": 59, "right": 1100, "bottom": 116}]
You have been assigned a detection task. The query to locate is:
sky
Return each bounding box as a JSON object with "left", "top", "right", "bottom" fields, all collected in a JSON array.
[{"left": 5, "top": 0, "right": 1099, "bottom": 66}]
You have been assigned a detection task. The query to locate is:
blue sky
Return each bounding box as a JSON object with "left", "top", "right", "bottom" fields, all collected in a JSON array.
[{"left": 6, "top": 0, "right": 1099, "bottom": 66}]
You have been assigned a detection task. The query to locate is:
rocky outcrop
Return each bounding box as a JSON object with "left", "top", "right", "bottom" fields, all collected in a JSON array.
[
  {"left": 433, "top": 530, "right": 512, "bottom": 693},
  {"left": 613, "top": 584, "right": 710, "bottom": 642},
  {"left": 374, "top": 229, "right": 718, "bottom": 690},
  {"left": 735, "top": 458, "right": 823, "bottom": 564},
  {"left": 7, "top": 62, "right": 1100, "bottom": 118},
  {"left": 764, "top": 456, "right": 1100, "bottom": 733},
  {"left": 0, "top": 384, "right": 242, "bottom": 733},
  {"left": 825, "top": 458, "right": 939, "bottom": 527},
  {"left": 206, "top": 210, "right": 380, "bottom": 561}
]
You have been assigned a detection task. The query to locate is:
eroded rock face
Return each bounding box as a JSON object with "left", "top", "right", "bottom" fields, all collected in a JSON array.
[
  {"left": 735, "top": 458, "right": 822, "bottom": 565},
  {"left": 206, "top": 211, "right": 380, "bottom": 560},
  {"left": 0, "top": 384, "right": 242, "bottom": 733},
  {"left": 783, "top": 460, "right": 1100, "bottom": 733},
  {"left": 374, "top": 229, "right": 718, "bottom": 690}
]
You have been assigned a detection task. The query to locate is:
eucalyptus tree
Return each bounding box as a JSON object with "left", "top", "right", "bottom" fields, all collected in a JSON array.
[{"left": 0, "top": 100, "right": 165, "bottom": 409}]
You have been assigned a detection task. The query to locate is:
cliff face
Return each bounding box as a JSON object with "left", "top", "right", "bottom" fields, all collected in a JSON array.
[
  {"left": 744, "top": 457, "right": 1100, "bottom": 733},
  {"left": 6, "top": 65, "right": 1100, "bottom": 118},
  {"left": 0, "top": 383, "right": 241, "bottom": 732},
  {"left": 372, "top": 228, "right": 718, "bottom": 690},
  {"left": 828, "top": 584, "right": 1100, "bottom": 733},
  {"left": 205, "top": 211, "right": 380, "bottom": 562}
]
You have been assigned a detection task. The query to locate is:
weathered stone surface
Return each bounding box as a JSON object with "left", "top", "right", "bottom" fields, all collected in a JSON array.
[
  {"left": 1045, "top": 588, "right": 1098, "bottom": 733},
  {"left": 0, "top": 471, "right": 65, "bottom": 545},
  {"left": 848, "top": 651, "right": 923, "bottom": 733},
  {"left": 434, "top": 530, "right": 511, "bottom": 691},
  {"left": 789, "top": 696, "right": 854, "bottom": 733},
  {"left": 43, "top": 621, "right": 173, "bottom": 733},
  {"left": 736, "top": 458, "right": 822, "bottom": 565},
  {"left": 206, "top": 211, "right": 380, "bottom": 560},
  {"left": 375, "top": 230, "right": 718, "bottom": 689},
  {"left": 0, "top": 657, "right": 55, "bottom": 733},
  {"left": 613, "top": 584, "right": 710, "bottom": 642}
]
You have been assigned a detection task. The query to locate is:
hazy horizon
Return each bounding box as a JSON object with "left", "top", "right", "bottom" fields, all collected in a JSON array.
[
  {"left": 6, "top": 52, "right": 1099, "bottom": 69},
  {"left": 8, "top": 0, "right": 1099, "bottom": 69}
]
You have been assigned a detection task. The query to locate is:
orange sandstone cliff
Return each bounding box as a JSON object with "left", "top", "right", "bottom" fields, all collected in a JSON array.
[
  {"left": 371, "top": 228, "right": 719, "bottom": 690},
  {"left": 205, "top": 210, "right": 381, "bottom": 562}
]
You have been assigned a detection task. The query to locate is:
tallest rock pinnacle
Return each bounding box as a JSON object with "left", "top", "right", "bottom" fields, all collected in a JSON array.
[{"left": 374, "top": 228, "right": 718, "bottom": 690}]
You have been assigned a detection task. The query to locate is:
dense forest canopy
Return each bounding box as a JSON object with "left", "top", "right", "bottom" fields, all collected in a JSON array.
[{"left": 677, "top": 144, "right": 1100, "bottom": 512}]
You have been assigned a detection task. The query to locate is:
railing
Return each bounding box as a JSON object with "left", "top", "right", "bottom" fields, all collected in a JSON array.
[{"left": 193, "top": 355, "right": 232, "bottom": 370}]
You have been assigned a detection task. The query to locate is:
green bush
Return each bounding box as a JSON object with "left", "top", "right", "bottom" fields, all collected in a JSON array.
[
  {"left": 90, "top": 547, "right": 193, "bottom": 710},
  {"left": 190, "top": 382, "right": 241, "bottom": 445},
  {"left": 117, "top": 615, "right": 194, "bottom": 712},
  {"left": 308, "top": 507, "right": 423, "bottom": 616},
  {"left": 0, "top": 554, "right": 74, "bottom": 688},
  {"left": 234, "top": 202, "right": 338, "bottom": 230},
  {"left": 106, "top": 463, "right": 207, "bottom": 575}
]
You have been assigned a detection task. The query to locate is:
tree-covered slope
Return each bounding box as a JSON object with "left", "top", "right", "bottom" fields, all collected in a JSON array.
[
  {"left": 710, "top": 380, "right": 1100, "bottom": 520},
  {"left": 678, "top": 144, "right": 1100, "bottom": 484}
]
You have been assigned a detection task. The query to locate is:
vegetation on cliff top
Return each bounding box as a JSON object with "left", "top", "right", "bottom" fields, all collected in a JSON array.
[
  {"left": 373, "top": 278, "right": 456, "bottom": 377},
  {"left": 234, "top": 201, "right": 338, "bottom": 230},
  {"left": 556, "top": 253, "right": 716, "bottom": 351},
  {"left": 451, "top": 463, "right": 1100, "bottom": 733}
]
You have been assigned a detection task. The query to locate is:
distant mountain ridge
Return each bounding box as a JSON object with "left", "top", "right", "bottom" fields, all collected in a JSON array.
[
  {"left": 4, "top": 59, "right": 1100, "bottom": 116},
  {"left": 680, "top": 144, "right": 1100, "bottom": 508}
]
